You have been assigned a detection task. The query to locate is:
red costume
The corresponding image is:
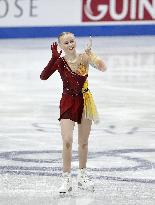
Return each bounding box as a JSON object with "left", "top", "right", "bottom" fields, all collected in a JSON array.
[{"left": 40, "top": 56, "right": 88, "bottom": 124}]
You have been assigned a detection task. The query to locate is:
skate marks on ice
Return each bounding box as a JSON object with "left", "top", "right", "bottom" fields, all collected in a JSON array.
[
  {"left": 103, "top": 125, "right": 139, "bottom": 135},
  {"left": 0, "top": 37, "right": 155, "bottom": 204},
  {"left": 32, "top": 122, "right": 139, "bottom": 135},
  {"left": 0, "top": 149, "right": 155, "bottom": 184},
  {"left": 0, "top": 149, "right": 155, "bottom": 204}
]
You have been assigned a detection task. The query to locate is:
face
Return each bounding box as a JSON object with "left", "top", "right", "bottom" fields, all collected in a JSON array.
[{"left": 59, "top": 33, "right": 76, "bottom": 55}]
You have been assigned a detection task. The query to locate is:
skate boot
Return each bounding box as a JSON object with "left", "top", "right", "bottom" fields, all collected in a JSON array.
[
  {"left": 77, "top": 168, "right": 95, "bottom": 192},
  {"left": 58, "top": 172, "right": 72, "bottom": 194}
]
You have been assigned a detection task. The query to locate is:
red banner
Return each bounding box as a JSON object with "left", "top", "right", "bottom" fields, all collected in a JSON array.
[{"left": 82, "top": 0, "right": 155, "bottom": 22}]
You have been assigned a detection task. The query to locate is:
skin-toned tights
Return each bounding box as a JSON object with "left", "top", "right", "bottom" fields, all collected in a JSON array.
[{"left": 60, "top": 111, "right": 92, "bottom": 173}]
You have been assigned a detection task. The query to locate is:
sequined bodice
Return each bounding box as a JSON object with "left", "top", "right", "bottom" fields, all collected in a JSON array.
[
  {"left": 61, "top": 58, "right": 88, "bottom": 96},
  {"left": 76, "top": 64, "right": 88, "bottom": 76}
]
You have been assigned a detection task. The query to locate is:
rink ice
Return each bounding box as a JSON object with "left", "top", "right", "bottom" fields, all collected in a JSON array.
[{"left": 0, "top": 36, "right": 155, "bottom": 205}]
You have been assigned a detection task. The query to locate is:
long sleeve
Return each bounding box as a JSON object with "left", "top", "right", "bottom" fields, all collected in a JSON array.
[{"left": 40, "top": 57, "right": 57, "bottom": 80}]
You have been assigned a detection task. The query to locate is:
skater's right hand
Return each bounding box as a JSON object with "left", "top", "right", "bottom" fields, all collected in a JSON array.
[
  {"left": 51, "top": 42, "right": 62, "bottom": 60},
  {"left": 85, "top": 36, "right": 92, "bottom": 55}
]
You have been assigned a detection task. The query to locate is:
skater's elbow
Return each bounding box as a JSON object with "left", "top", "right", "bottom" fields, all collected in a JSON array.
[
  {"left": 102, "top": 65, "right": 107, "bottom": 72},
  {"left": 98, "top": 63, "right": 107, "bottom": 72}
]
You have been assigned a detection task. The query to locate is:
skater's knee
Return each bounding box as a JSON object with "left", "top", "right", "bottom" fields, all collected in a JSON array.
[
  {"left": 63, "top": 137, "right": 73, "bottom": 149},
  {"left": 78, "top": 142, "right": 88, "bottom": 149},
  {"left": 65, "top": 142, "right": 72, "bottom": 149}
]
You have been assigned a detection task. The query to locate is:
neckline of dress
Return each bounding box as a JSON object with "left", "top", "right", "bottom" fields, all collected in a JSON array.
[{"left": 62, "top": 57, "right": 87, "bottom": 77}]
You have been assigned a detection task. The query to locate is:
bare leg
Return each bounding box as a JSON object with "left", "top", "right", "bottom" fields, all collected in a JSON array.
[
  {"left": 78, "top": 111, "right": 92, "bottom": 169},
  {"left": 60, "top": 119, "right": 75, "bottom": 173}
]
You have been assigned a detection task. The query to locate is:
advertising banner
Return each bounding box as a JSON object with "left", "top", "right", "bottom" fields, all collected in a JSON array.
[
  {"left": 0, "top": 0, "right": 155, "bottom": 38},
  {"left": 0, "top": 0, "right": 80, "bottom": 26},
  {"left": 82, "top": 0, "right": 155, "bottom": 23}
]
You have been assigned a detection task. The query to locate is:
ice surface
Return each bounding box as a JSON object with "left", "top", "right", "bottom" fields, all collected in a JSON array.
[{"left": 0, "top": 36, "right": 155, "bottom": 205}]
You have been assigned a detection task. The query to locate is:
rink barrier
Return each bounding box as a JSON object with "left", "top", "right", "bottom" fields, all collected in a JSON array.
[{"left": 0, "top": 24, "right": 155, "bottom": 38}]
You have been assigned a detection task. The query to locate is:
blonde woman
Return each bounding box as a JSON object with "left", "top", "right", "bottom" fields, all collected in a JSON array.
[{"left": 40, "top": 32, "right": 107, "bottom": 194}]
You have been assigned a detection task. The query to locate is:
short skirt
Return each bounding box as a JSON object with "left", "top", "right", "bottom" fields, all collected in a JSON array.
[
  {"left": 58, "top": 93, "right": 84, "bottom": 124},
  {"left": 58, "top": 81, "right": 100, "bottom": 124}
]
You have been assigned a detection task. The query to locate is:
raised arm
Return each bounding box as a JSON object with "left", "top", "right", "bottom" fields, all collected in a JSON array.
[
  {"left": 87, "top": 51, "right": 107, "bottom": 72},
  {"left": 40, "top": 58, "right": 57, "bottom": 80},
  {"left": 84, "top": 36, "right": 107, "bottom": 72},
  {"left": 40, "top": 42, "right": 62, "bottom": 80}
]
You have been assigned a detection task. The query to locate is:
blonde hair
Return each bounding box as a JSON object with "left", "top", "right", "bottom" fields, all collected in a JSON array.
[{"left": 58, "top": 32, "right": 75, "bottom": 43}]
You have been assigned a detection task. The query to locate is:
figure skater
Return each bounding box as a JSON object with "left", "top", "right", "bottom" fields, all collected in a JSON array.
[{"left": 40, "top": 32, "right": 107, "bottom": 194}]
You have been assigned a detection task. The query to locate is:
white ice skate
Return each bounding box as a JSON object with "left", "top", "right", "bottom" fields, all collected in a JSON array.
[
  {"left": 77, "top": 168, "right": 95, "bottom": 192},
  {"left": 58, "top": 172, "right": 72, "bottom": 194}
]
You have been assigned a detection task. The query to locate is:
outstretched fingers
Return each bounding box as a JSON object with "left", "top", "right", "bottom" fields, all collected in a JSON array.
[
  {"left": 51, "top": 42, "right": 62, "bottom": 58},
  {"left": 51, "top": 42, "right": 58, "bottom": 50}
]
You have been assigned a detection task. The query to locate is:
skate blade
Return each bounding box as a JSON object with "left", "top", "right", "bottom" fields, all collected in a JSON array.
[{"left": 59, "top": 187, "right": 72, "bottom": 195}]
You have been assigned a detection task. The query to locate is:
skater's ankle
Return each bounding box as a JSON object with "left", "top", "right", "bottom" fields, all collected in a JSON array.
[
  {"left": 79, "top": 167, "right": 86, "bottom": 170},
  {"left": 62, "top": 171, "right": 72, "bottom": 178},
  {"left": 63, "top": 169, "right": 71, "bottom": 173}
]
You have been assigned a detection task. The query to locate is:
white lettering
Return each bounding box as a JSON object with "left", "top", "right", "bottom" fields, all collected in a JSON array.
[
  {"left": 110, "top": 0, "right": 128, "bottom": 20},
  {"left": 139, "top": 0, "right": 155, "bottom": 19},
  {"left": 84, "top": 0, "right": 108, "bottom": 20},
  {"left": 130, "top": 0, "right": 137, "bottom": 19}
]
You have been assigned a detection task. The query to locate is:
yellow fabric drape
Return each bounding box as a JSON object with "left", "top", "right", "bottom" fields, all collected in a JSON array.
[{"left": 82, "top": 80, "right": 100, "bottom": 124}]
